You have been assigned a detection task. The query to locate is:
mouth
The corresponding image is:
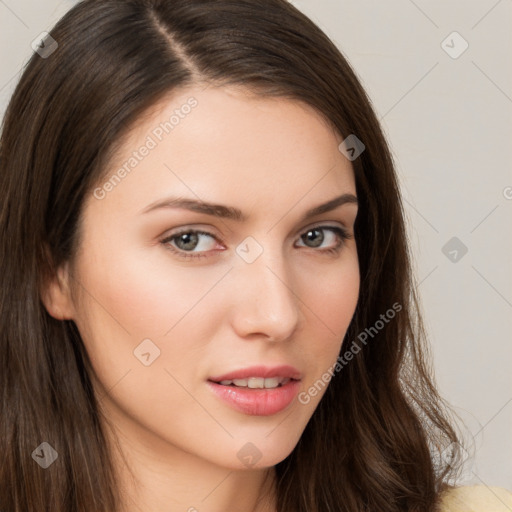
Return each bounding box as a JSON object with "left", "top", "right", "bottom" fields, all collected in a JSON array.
[
  {"left": 207, "top": 365, "right": 302, "bottom": 416},
  {"left": 210, "top": 376, "right": 295, "bottom": 389}
]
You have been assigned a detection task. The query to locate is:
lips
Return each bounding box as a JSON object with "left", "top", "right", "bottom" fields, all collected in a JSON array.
[{"left": 207, "top": 365, "right": 302, "bottom": 416}]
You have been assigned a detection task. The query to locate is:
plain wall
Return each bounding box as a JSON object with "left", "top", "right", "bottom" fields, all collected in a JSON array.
[{"left": 1, "top": 0, "right": 511, "bottom": 490}]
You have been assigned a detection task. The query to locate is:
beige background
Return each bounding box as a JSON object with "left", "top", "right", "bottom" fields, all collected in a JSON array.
[{"left": 1, "top": 0, "right": 511, "bottom": 489}]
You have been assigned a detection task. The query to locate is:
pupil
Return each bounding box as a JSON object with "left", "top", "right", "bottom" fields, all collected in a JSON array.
[{"left": 304, "top": 229, "right": 323, "bottom": 248}]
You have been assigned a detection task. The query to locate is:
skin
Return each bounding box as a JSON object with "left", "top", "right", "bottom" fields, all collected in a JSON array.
[{"left": 43, "top": 84, "right": 360, "bottom": 512}]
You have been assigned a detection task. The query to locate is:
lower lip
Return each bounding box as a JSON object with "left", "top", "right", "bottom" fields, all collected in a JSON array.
[{"left": 207, "top": 379, "right": 301, "bottom": 416}]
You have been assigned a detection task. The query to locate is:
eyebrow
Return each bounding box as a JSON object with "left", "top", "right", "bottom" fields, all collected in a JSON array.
[{"left": 140, "top": 193, "right": 358, "bottom": 222}]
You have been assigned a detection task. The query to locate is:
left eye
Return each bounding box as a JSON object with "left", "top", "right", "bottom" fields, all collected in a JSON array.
[{"left": 296, "top": 227, "right": 345, "bottom": 249}]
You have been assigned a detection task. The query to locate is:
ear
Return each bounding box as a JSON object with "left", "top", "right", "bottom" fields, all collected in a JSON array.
[{"left": 40, "top": 262, "right": 76, "bottom": 320}]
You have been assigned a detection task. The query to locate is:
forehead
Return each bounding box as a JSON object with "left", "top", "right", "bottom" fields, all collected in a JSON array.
[{"left": 87, "top": 84, "right": 356, "bottom": 222}]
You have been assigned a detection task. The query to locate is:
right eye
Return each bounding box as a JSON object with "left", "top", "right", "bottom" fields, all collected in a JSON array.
[{"left": 160, "top": 229, "right": 223, "bottom": 260}]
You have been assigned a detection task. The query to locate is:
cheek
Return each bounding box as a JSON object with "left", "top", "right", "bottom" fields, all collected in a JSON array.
[
  {"left": 301, "top": 251, "right": 359, "bottom": 336},
  {"left": 71, "top": 240, "right": 231, "bottom": 383},
  {"left": 295, "top": 251, "right": 360, "bottom": 385},
  {"left": 76, "top": 239, "right": 225, "bottom": 337},
  {"left": 70, "top": 245, "right": 229, "bottom": 438},
  {"left": 316, "top": 268, "right": 359, "bottom": 328}
]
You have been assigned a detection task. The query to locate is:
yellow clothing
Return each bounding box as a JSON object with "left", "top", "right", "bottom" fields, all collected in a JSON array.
[{"left": 439, "top": 485, "right": 512, "bottom": 511}]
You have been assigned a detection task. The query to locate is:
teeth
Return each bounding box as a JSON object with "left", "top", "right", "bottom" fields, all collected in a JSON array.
[
  {"left": 248, "top": 377, "right": 265, "bottom": 389},
  {"left": 218, "top": 377, "right": 290, "bottom": 389}
]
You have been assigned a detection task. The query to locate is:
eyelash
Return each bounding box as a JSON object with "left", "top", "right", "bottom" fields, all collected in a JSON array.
[{"left": 160, "top": 225, "right": 353, "bottom": 261}]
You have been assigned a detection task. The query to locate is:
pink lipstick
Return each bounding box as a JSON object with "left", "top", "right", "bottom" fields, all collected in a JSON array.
[{"left": 207, "top": 365, "right": 302, "bottom": 416}]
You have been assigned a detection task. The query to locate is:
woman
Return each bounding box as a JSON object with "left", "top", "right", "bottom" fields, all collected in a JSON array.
[{"left": 1, "top": 1, "right": 510, "bottom": 511}]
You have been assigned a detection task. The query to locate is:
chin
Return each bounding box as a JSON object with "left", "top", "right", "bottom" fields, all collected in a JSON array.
[{"left": 223, "top": 429, "right": 304, "bottom": 470}]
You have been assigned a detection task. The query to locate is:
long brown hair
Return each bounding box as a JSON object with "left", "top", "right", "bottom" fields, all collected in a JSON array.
[{"left": 0, "top": 1, "right": 462, "bottom": 510}]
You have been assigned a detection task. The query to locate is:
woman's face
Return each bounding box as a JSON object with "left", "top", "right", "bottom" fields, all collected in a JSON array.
[{"left": 51, "top": 85, "right": 360, "bottom": 470}]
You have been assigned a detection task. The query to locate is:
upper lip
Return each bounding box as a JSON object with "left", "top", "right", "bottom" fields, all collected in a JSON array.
[{"left": 209, "top": 365, "right": 302, "bottom": 382}]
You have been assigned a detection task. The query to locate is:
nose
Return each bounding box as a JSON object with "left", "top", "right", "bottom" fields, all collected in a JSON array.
[{"left": 228, "top": 248, "right": 301, "bottom": 342}]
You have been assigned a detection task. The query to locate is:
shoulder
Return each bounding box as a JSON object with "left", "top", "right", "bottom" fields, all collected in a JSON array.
[{"left": 438, "top": 485, "right": 512, "bottom": 511}]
